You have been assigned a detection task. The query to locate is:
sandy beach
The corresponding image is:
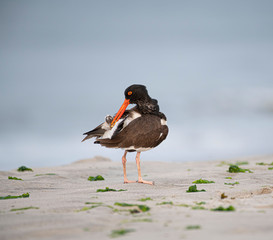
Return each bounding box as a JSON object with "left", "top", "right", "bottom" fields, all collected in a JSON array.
[{"left": 0, "top": 155, "right": 273, "bottom": 240}]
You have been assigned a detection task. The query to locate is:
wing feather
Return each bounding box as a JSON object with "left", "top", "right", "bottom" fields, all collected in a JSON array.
[{"left": 96, "top": 114, "right": 168, "bottom": 149}]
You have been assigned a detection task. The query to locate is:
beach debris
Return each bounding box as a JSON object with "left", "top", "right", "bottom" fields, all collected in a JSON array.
[
  {"left": 221, "top": 193, "right": 228, "bottom": 199},
  {"left": 110, "top": 228, "right": 135, "bottom": 238},
  {"left": 224, "top": 182, "right": 239, "bottom": 186},
  {"left": 228, "top": 165, "right": 253, "bottom": 173},
  {"left": 0, "top": 193, "right": 29, "bottom": 200},
  {"left": 138, "top": 197, "right": 152, "bottom": 202},
  {"left": 186, "top": 225, "right": 201, "bottom": 230},
  {"left": 114, "top": 202, "right": 150, "bottom": 213},
  {"left": 88, "top": 175, "right": 105, "bottom": 181},
  {"left": 156, "top": 201, "right": 173, "bottom": 205},
  {"left": 192, "top": 179, "right": 215, "bottom": 184},
  {"left": 8, "top": 176, "right": 23, "bottom": 181},
  {"left": 96, "top": 187, "right": 127, "bottom": 192},
  {"left": 10, "top": 206, "right": 39, "bottom": 211},
  {"left": 129, "top": 209, "right": 141, "bottom": 214},
  {"left": 211, "top": 205, "right": 235, "bottom": 211},
  {"left": 17, "top": 166, "right": 33, "bottom": 172},
  {"left": 186, "top": 185, "right": 206, "bottom": 193}
]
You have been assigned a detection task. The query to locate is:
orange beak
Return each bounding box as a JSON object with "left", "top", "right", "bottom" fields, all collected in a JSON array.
[{"left": 111, "top": 99, "right": 130, "bottom": 128}]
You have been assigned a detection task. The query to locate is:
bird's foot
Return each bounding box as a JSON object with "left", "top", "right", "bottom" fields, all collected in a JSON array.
[
  {"left": 137, "top": 178, "right": 155, "bottom": 185},
  {"left": 124, "top": 179, "right": 137, "bottom": 184}
]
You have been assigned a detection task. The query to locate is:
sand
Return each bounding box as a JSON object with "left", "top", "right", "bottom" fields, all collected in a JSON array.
[{"left": 0, "top": 155, "right": 273, "bottom": 240}]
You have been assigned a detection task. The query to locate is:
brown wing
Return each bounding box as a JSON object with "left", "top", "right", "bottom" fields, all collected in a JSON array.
[{"left": 96, "top": 114, "right": 168, "bottom": 149}]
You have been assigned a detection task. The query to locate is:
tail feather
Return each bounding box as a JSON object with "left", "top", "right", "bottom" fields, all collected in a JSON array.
[
  {"left": 94, "top": 138, "right": 121, "bottom": 148},
  {"left": 82, "top": 123, "right": 106, "bottom": 142},
  {"left": 81, "top": 134, "right": 99, "bottom": 142}
]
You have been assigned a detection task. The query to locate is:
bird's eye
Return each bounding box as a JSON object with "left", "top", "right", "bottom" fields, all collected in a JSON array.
[{"left": 128, "top": 91, "right": 132, "bottom": 95}]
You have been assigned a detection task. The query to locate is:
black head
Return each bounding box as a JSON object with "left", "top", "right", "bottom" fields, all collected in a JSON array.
[{"left": 124, "top": 84, "right": 150, "bottom": 104}]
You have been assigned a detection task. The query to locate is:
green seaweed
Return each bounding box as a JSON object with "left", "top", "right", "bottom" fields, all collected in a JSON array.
[
  {"left": 0, "top": 193, "right": 29, "bottom": 200},
  {"left": 235, "top": 161, "right": 249, "bottom": 165},
  {"left": 195, "top": 201, "right": 206, "bottom": 205},
  {"left": 217, "top": 161, "right": 230, "bottom": 166},
  {"left": 186, "top": 225, "right": 201, "bottom": 230},
  {"left": 192, "top": 206, "right": 206, "bottom": 210},
  {"left": 228, "top": 165, "right": 253, "bottom": 173},
  {"left": 157, "top": 201, "right": 173, "bottom": 205},
  {"left": 224, "top": 182, "right": 239, "bottom": 186},
  {"left": 110, "top": 229, "right": 135, "bottom": 238},
  {"left": 17, "top": 166, "right": 33, "bottom": 172},
  {"left": 8, "top": 176, "right": 23, "bottom": 181},
  {"left": 85, "top": 202, "right": 103, "bottom": 205},
  {"left": 96, "top": 187, "right": 127, "bottom": 192},
  {"left": 132, "top": 218, "right": 152, "bottom": 222},
  {"left": 211, "top": 205, "right": 235, "bottom": 211},
  {"left": 256, "top": 162, "right": 273, "bottom": 166},
  {"left": 88, "top": 175, "right": 104, "bottom": 181},
  {"left": 177, "top": 203, "right": 190, "bottom": 207},
  {"left": 114, "top": 202, "right": 150, "bottom": 212},
  {"left": 76, "top": 206, "right": 100, "bottom": 212},
  {"left": 35, "top": 173, "right": 56, "bottom": 176},
  {"left": 176, "top": 201, "right": 206, "bottom": 210},
  {"left": 138, "top": 197, "right": 152, "bottom": 202},
  {"left": 268, "top": 167, "right": 273, "bottom": 170},
  {"left": 225, "top": 177, "right": 232, "bottom": 179},
  {"left": 76, "top": 202, "right": 104, "bottom": 212},
  {"left": 121, "top": 218, "right": 152, "bottom": 223},
  {"left": 10, "top": 206, "right": 39, "bottom": 211},
  {"left": 192, "top": 179, "right": 215, "bottom": 184},
  {"left": 186, "top": 185, "right": 206, "bottom": 193}
]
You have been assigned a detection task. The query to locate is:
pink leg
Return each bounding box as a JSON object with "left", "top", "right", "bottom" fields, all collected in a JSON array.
[
  {"left": 122, "top": 151, "right": 136, "bottom": 184},
  {"left": 136, "top": 152, "right": 154, "bottom": 185}
]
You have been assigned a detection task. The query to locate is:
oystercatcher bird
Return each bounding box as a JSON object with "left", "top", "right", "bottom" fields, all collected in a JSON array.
[{"left": 82, "top": 84, "right": 168, "bottom": 185}]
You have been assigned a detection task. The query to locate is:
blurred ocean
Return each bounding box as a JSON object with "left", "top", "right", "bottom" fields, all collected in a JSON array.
[{"left": 1, "top": 1, "right": 273, "bottom": 170}]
